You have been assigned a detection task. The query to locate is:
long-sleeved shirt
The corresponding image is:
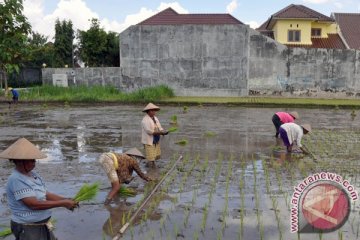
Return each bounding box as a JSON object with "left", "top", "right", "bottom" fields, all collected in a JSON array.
[
  {"left": 276, "top": 112, "right": 295, "bottom": 123},
  {"left": 280, "top": 123, "right": 303, "bottom": 147},
  {"left": 113, "top": 153, "right": 150, "bottom": 183},
  {"left": 141, "top": 114, "right": 163, "bottom": 145}
]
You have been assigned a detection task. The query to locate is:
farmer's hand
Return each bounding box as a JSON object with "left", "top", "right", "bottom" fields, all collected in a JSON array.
[
  {"left": 63, "top": 199, "right": 78, "bottom": 211},
  {"left": 162, "top": 130, "right": 169, "bottom": 135}
]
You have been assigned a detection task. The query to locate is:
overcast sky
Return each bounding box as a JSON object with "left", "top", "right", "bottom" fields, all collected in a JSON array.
[{"left": 22, "top": 0, "right": 360, "bottom": 40}]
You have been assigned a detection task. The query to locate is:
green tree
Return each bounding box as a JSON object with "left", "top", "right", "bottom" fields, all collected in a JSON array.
[
  {"left": 104, "top": 31, "right": 120, "bottom": 67},
  {"left": 54, "top": 19, "right": 74, "bottom": 67},
  {"left": 25, "top": 32, "right": 55, "bottom": 68},
  {"left": 0, "top": 0, "right": 31, "bottom": 89},
  {"left": 77, "top": 18, "right": 108, "bottom": 67}
]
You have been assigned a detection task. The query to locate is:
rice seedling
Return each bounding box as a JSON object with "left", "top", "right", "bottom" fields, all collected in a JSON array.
[
  {"left": 118, "top": 186, "right": 136, "bottom": 197},
  {"left": 183, "top": 205, "right": 191, "bottom": 227},
  {"left": 0, "top": 227, "right": 11, "bottom": 237},
  {"left": 167, "top": 127, "right": 178, "bottom": 133},
  {"left": 200, "top": 203, "right": 209, "bottom": 233},
  {"left": 193, "top": 230, "right": 199, "bottom": 240},
  {"left": 170, "top": 115, "right": 178, "bottom": 125},
  {"left": 175, "top": 139, "right": 188, "bottom": 146},
  {"left": 204, "top": 131, "right": 216, "bottom": 137},
  {"left": 73, "top": 182, "right": 99, "bottom": 202}
]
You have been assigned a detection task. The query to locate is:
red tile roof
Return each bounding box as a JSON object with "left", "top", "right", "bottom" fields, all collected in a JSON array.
[
  {"left": 333, "top": 13, "right": 360, "bottom": 50},
  {"left": 272, "top": 4, "right": 334, "bottom": 21},
  {"left": 285, "top": 34, "right": 346, "bottom": 49},
  {"left": 138, "top": 8, "right": 243, "bottom": 25}
]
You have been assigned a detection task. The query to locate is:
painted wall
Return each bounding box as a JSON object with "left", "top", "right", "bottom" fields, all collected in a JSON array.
[{"left": 274, "top": 20, "right": 312, "bottom": 44}]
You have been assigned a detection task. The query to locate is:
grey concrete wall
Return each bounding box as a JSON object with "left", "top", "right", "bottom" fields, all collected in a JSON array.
[
  {"left": 248, "top": 30, "right": 360, "bottom": 96},
  {"left": 120, "top": 24, "right": 250, "bottom": 96},
  {"left": 42, "top": 24, "right": 360, "bottom": 97},
  {"left": 42, "top": 67, "right": 121, "bottom": 88}
]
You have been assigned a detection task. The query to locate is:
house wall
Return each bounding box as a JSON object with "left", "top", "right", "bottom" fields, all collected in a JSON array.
[
  {"left": 273, "top": 20, "right": 312, "bottom": 44},
  {"left": 311, "top": 22, "right": 337, "bottom": 37}
]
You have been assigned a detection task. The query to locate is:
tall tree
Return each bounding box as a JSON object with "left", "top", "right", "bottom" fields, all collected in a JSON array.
[
  {"left": 0, "top": 0, "right": 31, "bottom": 89},
  {"left": 25, "top": 32, "right": 55, "bottom": 68},
  {"left": 77, "top": 18, "right": 108, "bottom": 67},
  {"left": 105, "top": 31, "right": 120, "bottom": 67},
  {"left": 54, "top": 19, "right": 74, "bottom": 67}
]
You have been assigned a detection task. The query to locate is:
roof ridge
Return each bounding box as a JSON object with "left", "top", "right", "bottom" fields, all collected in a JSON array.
[{"left": 333, "top": 12, "right": 360, "bottom": 16}]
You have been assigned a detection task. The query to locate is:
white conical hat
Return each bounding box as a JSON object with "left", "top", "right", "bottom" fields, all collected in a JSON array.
[
  {"left": 0, "top": 138, "right": 47, "bottom": 160},
  {"left": 290, "top": 111, "right": 299, "bottom": 119},
  {"left": 301, "top": 124, "right": 312, "bottom": 133},
  {"left": 125, "top": 148, "right": 145, "bottom": 159},
  {"left": 142, "top": 103, "right": 160, "bottom": 112}
]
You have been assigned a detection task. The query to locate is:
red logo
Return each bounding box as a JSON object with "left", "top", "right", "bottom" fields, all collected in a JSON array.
[{"left": 301, "top": 183, "right": 350, "bottom": 231}]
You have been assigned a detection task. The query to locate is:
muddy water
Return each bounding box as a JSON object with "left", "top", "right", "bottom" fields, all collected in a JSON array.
[{"left": 0, "top": 104, "right": 359, "bottom": 240}]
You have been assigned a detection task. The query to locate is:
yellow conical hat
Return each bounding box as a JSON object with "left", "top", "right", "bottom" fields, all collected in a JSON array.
[
  {"left": 142, "top": 103, "right": 160, "bottom": 112},
  {"left": 0, "top": 138, "right": 47, "bottom": 160}
]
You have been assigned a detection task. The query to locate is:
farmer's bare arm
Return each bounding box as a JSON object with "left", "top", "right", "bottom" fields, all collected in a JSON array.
[{"left": 21, "top": 197, "right": 77, "bottom": 210}]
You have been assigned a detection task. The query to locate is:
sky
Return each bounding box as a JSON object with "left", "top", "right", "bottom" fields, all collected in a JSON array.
[{"left": 21, "top": 0, "right": 360, "bottom": 40}]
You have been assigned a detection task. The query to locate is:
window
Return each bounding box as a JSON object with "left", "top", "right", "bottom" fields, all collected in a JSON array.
[
  {"left": 288, "top": 30, "right": 301, "bottom": 42},
  {"left": 311, "top": 28, "right": 321, "bottom": 37}
]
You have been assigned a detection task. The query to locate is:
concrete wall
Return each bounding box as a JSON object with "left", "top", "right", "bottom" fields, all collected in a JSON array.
[
  {"left": 120, "top": 24, "right": 250, "bottom": 96},
  {"left": 42, "top": 23, "right": 360, "bottom": 97},
  {"left": 42, "top": 67, "right": 121, "bottom": 88}
]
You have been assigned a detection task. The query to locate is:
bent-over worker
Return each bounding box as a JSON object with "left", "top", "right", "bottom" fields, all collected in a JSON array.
[
  {"left": 272, "top": 111, "right": 299, "bottom": 138},
  {"left": 99, "top": 148, "right": 152, "bottom": 205},
  {"left": 279, "top": 123, "right": 311, "bottom": 154}
]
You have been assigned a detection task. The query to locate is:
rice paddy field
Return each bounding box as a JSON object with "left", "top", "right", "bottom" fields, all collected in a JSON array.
[{"left": 0, "top": 104, "right": 359, "bottom": 240}]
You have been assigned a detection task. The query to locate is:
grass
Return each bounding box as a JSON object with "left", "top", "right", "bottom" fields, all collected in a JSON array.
[
  {"left": 20, "top": 85, "right": 174, "bottom": 102},
  {"left": 161, "top": 96, "right": 360, "bottom": 109}
]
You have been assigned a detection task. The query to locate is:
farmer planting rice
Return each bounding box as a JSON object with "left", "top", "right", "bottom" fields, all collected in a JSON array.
[
  {"left": 141, "top": 103, "right": 168, "bottom": 168},
  {"left": 1, "top": 138, "right": 78, "bottom": 240},
  {"left": 99, "top": 148, "right": 153, "bottom": 205},
  {"left": 272, "top": 111, "right": 299, "bottom": 138},
  {"left": 279, "top": 123, "right": 311, "bottom": 154}
]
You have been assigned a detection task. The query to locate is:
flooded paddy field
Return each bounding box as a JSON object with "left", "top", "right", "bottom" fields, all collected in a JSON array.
[{"left": 0, "top": 104, "right": 359, "bottom": 240}]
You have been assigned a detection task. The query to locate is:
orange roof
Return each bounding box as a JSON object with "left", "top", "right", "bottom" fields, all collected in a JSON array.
[
  {"left": 285, "top": 34, "right": 346, "bottom": 49},
  {"left": 333, "top": 13, "right": 360, "bottom": 50},
  {"left": 138, "top": 8, "right": 243, "bottom": 25}
]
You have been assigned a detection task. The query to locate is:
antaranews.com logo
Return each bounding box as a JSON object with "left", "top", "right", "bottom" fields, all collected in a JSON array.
[{"left": 290, "top": 172, "right": 358, "bottom": 233}]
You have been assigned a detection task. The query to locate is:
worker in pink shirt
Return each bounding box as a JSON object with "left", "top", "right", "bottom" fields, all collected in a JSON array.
[{"left": 272, "top": 111, "right": 299, "bottom": 138}]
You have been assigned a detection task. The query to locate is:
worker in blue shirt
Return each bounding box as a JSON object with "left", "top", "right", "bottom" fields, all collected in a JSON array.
[{"left": 8, "top": 87, "right": 19, "bottom": 104}]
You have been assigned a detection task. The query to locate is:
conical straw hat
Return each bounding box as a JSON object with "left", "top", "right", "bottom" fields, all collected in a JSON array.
[
  {"left": 0, "top": 138, "right": 47, "bottom": 160},
  {"left": 290, "top": 111, "right": 299, "bottom": 119},
  {"left": 125, "top": 148, "right": 145, "bottom": 159},
  {"left": 142, "top": 103, "right": 160, "bottom": 112},
  {"left": 301, "top": 124, "right": 312, "bottom": 133}
]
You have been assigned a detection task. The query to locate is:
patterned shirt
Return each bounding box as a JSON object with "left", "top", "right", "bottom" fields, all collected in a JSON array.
[
  {"left": 6, "top": 170, "right": 51, "bottom": 223},
  {"left": 280, "top": 123, "right": 304, "bottom": 147},
  {"left": 113, "top": 153, "right": 150, "bottom": 183}
]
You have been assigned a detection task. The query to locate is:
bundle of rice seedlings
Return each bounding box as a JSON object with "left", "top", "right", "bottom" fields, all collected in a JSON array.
[
  {"left": 167, "top": 127, "right": 178, "bottom": 133},
  {"left": 170, "top": 115, "right": 177, "bottom": 124},
  {"left": 119, "top": 186, "right": 136, "bottom": 197},
  {"left": 204, "top": 131, "right": 216, "bottom": 137},
  {"left": 73, "top": 182, "right": 99, "bottom": 202},
  {"left": 175, "top": 139, "right": 188, "bottom": 146},
  {"left": 0, "top": 227, "right": 11, "bottom": 237}
]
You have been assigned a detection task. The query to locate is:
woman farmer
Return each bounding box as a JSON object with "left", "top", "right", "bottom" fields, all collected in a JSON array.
[
  {"left": 99, "top": 148, "right": 153, "bottom": 205},
  {"left": 272, "top": 111, "right": 299, "bottom": 138},
  {"left": 279, "top": 123, "right": 311, "bottom": 154},
  {"left": 141, "top": 103, "right": 168, "bottom": 168},
  {"left": 0, "top": 138, "right": 78, "bottom": 240}
]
